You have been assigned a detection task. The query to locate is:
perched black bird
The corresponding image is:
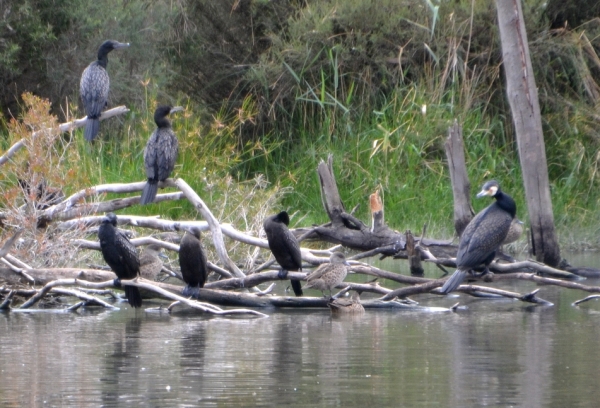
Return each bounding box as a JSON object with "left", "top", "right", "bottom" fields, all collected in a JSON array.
[
  {"left": 440, "top": 180, "right": 516, "bottom": 294},
  {"left": 80, "top": 40, "right": 129, "bottom": 141},
  {"left": 179, "top": 227, "right": 208, "bottom": 297},
  {"left": 140, "top": 105, "right": 183, "bottom": 205},
  {"left": 98, "top": 212, "right": 142, "bottom": 307},
  {"left": 263, "top": 211, "right": 303, "bottom": 296}
]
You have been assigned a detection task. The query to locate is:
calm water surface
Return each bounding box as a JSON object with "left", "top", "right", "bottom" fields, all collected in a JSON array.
[{"left": 2, "top": 252, "right": 600, "bottom": 407}]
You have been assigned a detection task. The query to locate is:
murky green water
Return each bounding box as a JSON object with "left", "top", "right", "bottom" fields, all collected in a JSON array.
[{"left": 1, "top": 252, "right": 600, "bottom": 407}]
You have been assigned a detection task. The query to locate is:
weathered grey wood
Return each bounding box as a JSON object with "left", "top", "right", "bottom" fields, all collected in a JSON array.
[
  {"left": 318, "top": 155, "right": 346, "bottom": 228},
  {"left": 176, "top": 178, "right": 246, "bottom": 279},
  {"left": 312, "top": 155, "right": 455, "bottom": 251},
  {"left": 444, "top": 120, "right": 473, "bottom": 236},
  {"left": 496, "top": 0, "right": 561, "bottom": 266},
  {"left": 406, "top": 230, "right": 424, "bottom": 275},
  {"left": 0, "top": 267, "right": 116, "bottom": 286}
]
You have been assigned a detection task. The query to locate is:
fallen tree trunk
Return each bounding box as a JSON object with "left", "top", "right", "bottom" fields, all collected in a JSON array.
[{"left": 295, "top": 155, "right": 454, "bottom": 256}]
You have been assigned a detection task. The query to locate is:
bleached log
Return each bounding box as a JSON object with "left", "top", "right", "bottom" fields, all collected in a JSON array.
[
  {"left": 0, "top": 267, "right": 115, "bottom": 286},
  {"left": 121, "top": 280, "right": 267, "bottom": 317},
  {"left": 40, "top": 179, "right": 181, "bottom": 222},
  {"left": 573, "top": 295, "right": 600, "bottom": 306},
  {"left": 19, "top": 278, "right": 119, "bottom": 309},
  {"left": 0, "top": 106, "right": 130, "bottom": 166},
  {"left": 435, "top": 285, "right": 553, "bottom": 305},
  {"left": 175, "top": 178, "right": 246, "bottom": 279}
]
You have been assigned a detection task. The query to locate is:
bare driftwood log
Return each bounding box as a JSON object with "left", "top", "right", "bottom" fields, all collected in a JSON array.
[
  {"left": 444, "top": 120, "right": 473, "bottom": 236},
  {"left": 0, "top": 106, "right": 130, "bottom": 166},
  {"left": 0, "top": 267, "right": 116, "bottom": 286},
  {"left": 296, "top": 155, "right": 452, "bottom": 254},
  {"left": 20, "top": 284, "right": 118, "bottom": 310},
  {"left": 433, "top": 286, "right": 553, "bottom": 306},
  {"left": 39, "top": 180, "right": 182, "bottom": 223},
  {"left": 175, "top": 178, "right": 245, "bottom": 279}
]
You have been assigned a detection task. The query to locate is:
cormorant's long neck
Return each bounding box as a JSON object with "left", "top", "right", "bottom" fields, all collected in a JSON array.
[
  {"left": 155, "top": 117, "right": 172, "bottom": 129},
  {"left": 97, "top": 50, "right": 110, "bottom": 68},
  {"left": 494, "top": 190, "right": 516, "bottom": 217}
]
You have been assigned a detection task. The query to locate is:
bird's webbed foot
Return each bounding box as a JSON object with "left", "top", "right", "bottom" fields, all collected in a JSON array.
[
  {"left": 182, "top": 285, "right": 200, "bottom": 298},
  {"left": 277, "top": 269, "right": 289, "bottom": 279},
  {"left": 472, "top": 267, "right": 490, "bottom": 279},
  {"left": 113, "top": 278, "right": 122, "bottom": 288}
]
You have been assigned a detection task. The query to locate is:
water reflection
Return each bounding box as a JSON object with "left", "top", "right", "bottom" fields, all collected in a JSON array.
[
  {"left": 100, "top": 315, "right": 143, "bottom": 406},
  {"left": 1, "top": 254, "right": 600, "bottom": 406}
]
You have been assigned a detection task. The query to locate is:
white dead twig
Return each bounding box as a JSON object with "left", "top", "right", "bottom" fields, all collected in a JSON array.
[
  {"left": 0, "top": 106, "right": 130, "bottom": 166},
  {"left": 123, "top": 279, "right": 267, "bottom": 317},
  {"left": 175, "top": 178, "right": 246, "bottom": 279},
  {"left": 18, "top": 277, "right": 267, "bottom": 317},
  {"left": 19, "top": 278, "right": 120, "bottom": 309}
]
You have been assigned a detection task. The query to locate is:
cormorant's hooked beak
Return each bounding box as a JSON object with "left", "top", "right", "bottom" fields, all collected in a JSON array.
[
  {"left": 476, "top": 185, "right": 497, "bottom": 198},
  {"left": 170, "top": 106, "right": 184, "bottom": 115},
  {"left": 113, "top": 42, "right": 130, "bottom": 49}
]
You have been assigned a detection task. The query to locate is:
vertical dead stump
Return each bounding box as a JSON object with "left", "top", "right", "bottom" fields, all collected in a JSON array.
[
  {"left": 405, "top": 230, "right": 424, "bottom": 276},
  {"left": 444, "top": 120, "right": 473, "bottom": 237}
]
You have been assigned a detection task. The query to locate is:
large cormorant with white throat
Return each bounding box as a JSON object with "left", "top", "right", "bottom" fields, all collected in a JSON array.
[{"left": 440, "top": 180, "right": 516, "bottom": 294}]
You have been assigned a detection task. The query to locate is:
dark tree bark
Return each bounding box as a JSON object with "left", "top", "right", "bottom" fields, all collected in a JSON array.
[{"left": 496, "top": 0, "right": 561, "bottom": 266}]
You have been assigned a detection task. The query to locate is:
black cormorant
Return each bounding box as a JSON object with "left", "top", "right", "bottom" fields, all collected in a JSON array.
[
  {"left": 140, "top": 105, "right": 184, "bottom": 205},
  {"left": 304, "top": 252, "right": 350, "bottom": 298},
  {"left": 98, "top": 212, "right": 142, "bottom": 307},
  {"left": 80, "top": 40, "right": 130, "bottom": 141},
  {"left": 440, "top": 180, "right": 516, "bottom": 294},
  {"left": 263, "top": 211, "right": 303, "bottom": 296},
  {"left": 179, "top": 227, "right": 208, "bottom": 297}
]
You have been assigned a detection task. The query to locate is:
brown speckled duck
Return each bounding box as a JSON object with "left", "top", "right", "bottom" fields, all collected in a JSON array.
[
  {"left": 502, "top": 218, "right": 524, "bottom": 245},
  {"left": 328, "top": 292, "right": 365, "bottom": 314},
  {"left": 304, "top": 252, "right": 349, "bottom": 298},
  {"left": 139, "top": 244, "right": 164, "bottom": 281}
]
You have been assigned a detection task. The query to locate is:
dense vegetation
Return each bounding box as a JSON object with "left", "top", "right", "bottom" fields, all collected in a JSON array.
[{"left": 1, "top": 0, "right": 600, "bottom": 246}]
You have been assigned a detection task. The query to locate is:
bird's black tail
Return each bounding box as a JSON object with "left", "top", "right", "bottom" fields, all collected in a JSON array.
[
  {"left": 84, "top": 117, "right": 100, "bottom": 141},
  {"left": 439, "top": 269, "right": 467, "bottom": 294},
  {"left": 140, "top": 180, "right": 158, "bottom": 205},
  {"left": 291, "top": 279, "right": 303, "bottom": 297},
  {"left": 125, "top": 286, "right": 142, "bottom": 308}
]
